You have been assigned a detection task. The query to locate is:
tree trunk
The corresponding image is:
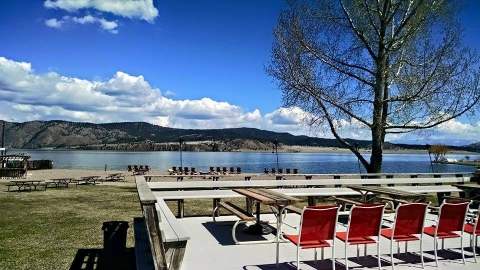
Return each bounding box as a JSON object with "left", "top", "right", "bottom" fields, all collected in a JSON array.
[{"left": 369, "top": 129, "right": 383, "bottom": 173}]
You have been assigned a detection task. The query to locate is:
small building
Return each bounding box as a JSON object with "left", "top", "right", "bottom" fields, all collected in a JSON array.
[{"left": 0, "top": 154, "right": 30, "bottom": 178}]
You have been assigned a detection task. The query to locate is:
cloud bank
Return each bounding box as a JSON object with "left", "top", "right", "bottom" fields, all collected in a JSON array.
[{"left": 0, "top": 56, "right": 477, "bottom": 145}]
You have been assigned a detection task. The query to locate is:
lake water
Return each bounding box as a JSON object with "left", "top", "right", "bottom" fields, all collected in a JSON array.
[{"left": 9, "top": 149, "right": 479, "bottom": 174}]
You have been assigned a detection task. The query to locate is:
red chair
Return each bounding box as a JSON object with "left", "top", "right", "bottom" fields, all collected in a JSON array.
[
  {"left": 283, "top": 205, "right": 340, "bottom": 270},
  {"left": 381, "top": 203, "right": 429, "bottom": 270},
  {"left": 423, "top": 200, "right": 470, "bottom": 266},
  {"left": 464, "top": 206, "right": 479, "bottom": 262},
  {"left": 336, "top": 204, "right": 385, "bottom": 270}
]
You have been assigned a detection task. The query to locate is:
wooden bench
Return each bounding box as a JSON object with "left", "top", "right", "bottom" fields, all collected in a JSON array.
[
  {"left": 212, "top": 201, "right": 255, "bottom": 244},
  {"left": 136, "top": 176, "right": 189, "bottom": 270}
]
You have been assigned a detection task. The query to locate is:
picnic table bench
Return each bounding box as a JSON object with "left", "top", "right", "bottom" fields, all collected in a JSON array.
[{"left": 7, "top": 180, "right": 45, "bottom": 192}]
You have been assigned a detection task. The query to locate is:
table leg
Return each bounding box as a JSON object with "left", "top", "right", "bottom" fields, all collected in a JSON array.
[
  {"left": 276, "top": 205, "right": 285, "bottom": 267},
  {"left": 245, "top": 201, "right": 272, "bottom": 235},
  {"left": 256, "top": 202, "right": 261, "bottom": 224}
]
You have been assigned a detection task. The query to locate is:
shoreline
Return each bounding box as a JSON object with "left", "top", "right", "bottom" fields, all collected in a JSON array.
[{"left": 9, "top": 147, "right": 480, "bottom": 155}]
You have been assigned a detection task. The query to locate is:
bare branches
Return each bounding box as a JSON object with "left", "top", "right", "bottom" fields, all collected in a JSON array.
[{"left": 269, "top": 0, "right": 480, "bottom": 172}]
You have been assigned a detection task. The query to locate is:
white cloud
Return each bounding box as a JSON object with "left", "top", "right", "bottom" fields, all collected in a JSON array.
[
  {"left": 45, "top": 15, "right": 119, "bottom": 34},
  {"left": 45, "top": 18, "right": 63, "bottom": 28},
  {"left": 44, "top": 0, "right": 158, "bottom": 22},
  {"left": 0, "top": 56, "right": 274, "bottom": 130},
  {"left": 1, "top": 56, "right": 478, "bottom": 145}
]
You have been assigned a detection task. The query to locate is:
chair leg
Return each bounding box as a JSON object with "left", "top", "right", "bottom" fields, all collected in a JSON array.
[
  {"left": 315, "top": 248, "right": 317, "bottom": 261},
  {"left": 434, "top": 237, "right": 438, "bottom": 267},
  {"left": 390, "top": 240, "right": 395, "bottom": 270},
  {"left": 297, "top": 245, "right": 300, "bottom": 270},
  {"left": 461, "top": 234, "right": 465, "bottom": 264},
  {"left": 332, "top": 245, "right": 336, "bottom": 270},
  {"left": 345, "top": 244, "right": 349, "bottom": 270},
  {"left": 420, "top": 237, "right": 425, "bottom": 269},
  {"left": 377, "top": 241, "right": 381, "bottom": 270},
  {"left": 473, "top": 234, "right": 477, "bottom": 263}
]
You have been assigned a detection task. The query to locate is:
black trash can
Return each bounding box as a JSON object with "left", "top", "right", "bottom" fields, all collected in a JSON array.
[{"left": 101, "top": 221, "right": 129, "bottom": 269}]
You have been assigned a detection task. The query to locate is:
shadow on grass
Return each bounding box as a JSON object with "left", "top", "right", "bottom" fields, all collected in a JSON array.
[{"left": 69, "top": 248, "right": 136, "bottom": 270}]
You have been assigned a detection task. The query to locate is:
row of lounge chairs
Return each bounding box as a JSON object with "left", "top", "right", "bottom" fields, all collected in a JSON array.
[
  {"left": 127, "top": 165, "right": 150, "bottom": 175},
  {"left": 169, "top": 166, "right": 242, "bottom": 175},
  {"left": 264, "top": 168, "right": 299, "bottom": 174}
]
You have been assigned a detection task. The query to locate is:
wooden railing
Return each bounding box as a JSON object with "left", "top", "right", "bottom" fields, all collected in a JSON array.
[{"left": 136, "top": 175, "right": 189, "bottom": 270}]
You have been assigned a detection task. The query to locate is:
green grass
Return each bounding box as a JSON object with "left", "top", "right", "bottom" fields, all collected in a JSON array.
[{"left": 0, "top": 183, "right": 141, "bottom": 270}]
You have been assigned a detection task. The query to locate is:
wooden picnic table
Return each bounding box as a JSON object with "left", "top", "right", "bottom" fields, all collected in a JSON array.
[
  {"left": 453, "top": 183, "right": 480, "bottom": 201},
  {"left": 105, "top": 173, "right": 125, "bottom": 182},
  {"left": 7, "top": 180, "right": 44, "bottom": 192},
  {"left": 79, "top": 176, "right": 100, "bottom": 185},
  {"left": 233, "top": 188, "right": 300, "bottom": 266},
  {"left": 347, "top": 184, "right": 426, "bottom": 203},
  {"left": 47, "top": 178, "right": 72, "bottom": 188}
]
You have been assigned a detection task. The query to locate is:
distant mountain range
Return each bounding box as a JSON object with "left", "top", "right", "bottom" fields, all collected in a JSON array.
[{"left": 0, "top": 120, "right": 478, "bottom": 152}]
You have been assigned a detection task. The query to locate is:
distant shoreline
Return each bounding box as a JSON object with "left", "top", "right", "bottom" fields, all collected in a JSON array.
[{"left": 9, "top": 146, "right": 479, "bottom": 155}]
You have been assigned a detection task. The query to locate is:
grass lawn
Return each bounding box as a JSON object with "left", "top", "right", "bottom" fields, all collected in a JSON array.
[{"left": 0, "top": 183, "right": 141, "bottom": 270}]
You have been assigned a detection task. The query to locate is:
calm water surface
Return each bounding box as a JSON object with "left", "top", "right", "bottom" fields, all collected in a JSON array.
[{"left": 10, "top": 149, "right": 479, "bottom": 174}]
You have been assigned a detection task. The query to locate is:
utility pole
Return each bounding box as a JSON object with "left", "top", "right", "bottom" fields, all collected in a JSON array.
[
  {"left": 273, "top": 139, "right": 279, "bottom": 171},
  {"left": 178, "top": 137, "right": 184, "bottom": 169}
]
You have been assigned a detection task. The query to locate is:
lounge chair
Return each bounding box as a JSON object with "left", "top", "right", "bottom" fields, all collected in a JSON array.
[
  {"left": 278, "top": 168, "right": 283, "bottom": 174},
  {"left": 293, "top": 168, "right": 299, "bottom": 174},
  {"left": 222, "top": 167, "right": 227, "bottom": 174},
  {"left": 236, "top": 167, "right": 241, "bottom": 174},
  {"left": 229, "top": 167, "right": 235, "bottom": 174},
  {"left": 286, "top": 168, "right": 291, "bottom": 174},
  {"left": 127, "top": 165, "right": 132, "bottom": 172}
]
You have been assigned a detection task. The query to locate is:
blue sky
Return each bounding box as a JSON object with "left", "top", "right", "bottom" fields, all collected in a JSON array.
[{"left": 0, "top": 0, "right": 479, "bottom": 145}]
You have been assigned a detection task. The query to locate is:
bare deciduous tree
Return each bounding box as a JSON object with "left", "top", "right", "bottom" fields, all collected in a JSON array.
[{"left": 268, "top": 0, "right": 480, "bottom": 172}]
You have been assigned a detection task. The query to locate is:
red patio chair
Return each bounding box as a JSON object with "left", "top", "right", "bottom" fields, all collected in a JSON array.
[
  {"left": 463, "top": 205, "right": 479, "bottom": 262},
  {"left": 423, "top": 200, "right": 470, "bottom": 266},
  {"left": 336, "top": 204, "right": 385, "bottom": 270},
  {"left": 283, "top": 205, "right": 340, "bottom": 270},
  {"left": 381, "top": 203, "right": 429, "bottom": 269}
]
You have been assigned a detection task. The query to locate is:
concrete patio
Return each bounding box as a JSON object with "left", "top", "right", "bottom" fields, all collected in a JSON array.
[{"left": 180, "top": 212, "right": 479, "bottom": 270}]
